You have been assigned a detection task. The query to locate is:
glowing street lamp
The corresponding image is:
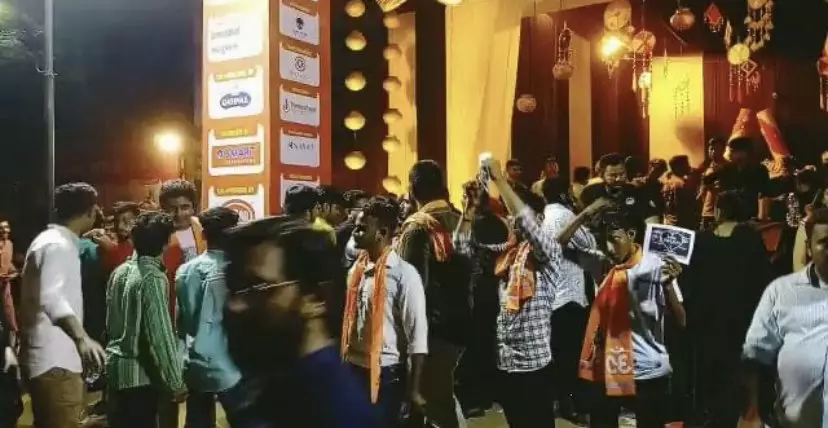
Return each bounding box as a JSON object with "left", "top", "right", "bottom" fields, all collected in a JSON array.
[{"left": 154, "top": 131, "right": 186, "bottom": 178}]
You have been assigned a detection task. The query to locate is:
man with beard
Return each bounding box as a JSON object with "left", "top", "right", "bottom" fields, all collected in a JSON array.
[
  {"left": 223, "top": 217, "right": 375, "bottom": 427},
  {"left": 99, "top": 202, "right": 140, "bottom": 277},
  {"left": 343, "top": 196, "right": 428, "bottom": 426}
]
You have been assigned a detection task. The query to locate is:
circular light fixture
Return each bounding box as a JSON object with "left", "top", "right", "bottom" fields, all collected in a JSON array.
[
  {"left": 383, "top": 109, "right": 403, "bottom": 125},
  {"left": 515, "top": 94, "right": 537, "bottom": 113},
  {"left": 345, "top": 0, "right": 366, "bottom": 17},
  {"left": 383, "top": 76, "right": 402, "bottom": 92},
  {"left": 344, "top": 111, "right": 366, "bottom": 131},
  {"left": 382, "top": 176, "right": 403, "bottom": 194},
  {"left": 344, "top": 71, "right": 367, "bottom": 91},
  {"left": 345, "top": 31, "right": 367, "bottom": 51},
  {"left": 344, "top": 151, "right": 367, "bottom": 170},
  {"left": 383, "top": 12, "right": 401, "bottom": 28},
  {"left": 382, "top": 135, "right": 401, "bottom": 153},
  {"left": 383, "top": 45, "right": 402, "bottom": 60}
]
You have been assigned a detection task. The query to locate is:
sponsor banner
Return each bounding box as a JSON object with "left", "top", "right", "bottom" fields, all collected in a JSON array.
[
  {"left": 279, "top": 0, "right": 320, "bottom": 46},
  {"left": 208, "top": 67, "right": 266, "bottom": 119},
  {"left": 280, "top": 127, "right": 320, "bottom": 167},
  {"left": 208, "top": 183, "right": 265, "bottom": 222},
  {"left": 207, "top": 13, "right": 264, "bottom": 63},
  {"left": 279, "top": 84, "right": 320, "bottom": 126},
  {"left": 280, "top": 173, "right": 320, "bottom": 208},
  {"left": 208, "top": 125, "right": 266, "bottom": 176},
  {"left": 279, "top": 42, "right": 320, "bottom": 87}
]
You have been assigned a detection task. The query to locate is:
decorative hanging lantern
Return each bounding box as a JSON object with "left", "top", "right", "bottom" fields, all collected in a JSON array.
[
  {"left": 344, "top": 151, "right": 367, "bottom": 170},
  {"left": 382, "top": 135, "right": 401, "bottom": 153},
  {"left": 375, "top": 0, "right": 409, "bottom": 12},
  {"left": 727, "top": 43, "right": 759, "bottom": 103},
  {"left": 669, "top": 7, "right": 696, "bottom": 31},
  {"left": 515, "top": 94, "right": 537, "bottom": 113},
  {"left": 553, "top": 22, "right": 575, "bottom": 80},
  {"left": 704, "top": 2, "right": 724, "bottom": 32},
  {"left": 630, "top": 0, "right": 655, "bottom": 118},
  {"left": 382, "top": 176, "right": 403, "bottom": 194},
  {"left": 383, "top": 76, "right": 402, "bottom": 92},
  {"left": 345, "top": 31, "right": 367, "bottom": 51},
  {"left": 382, "top": 109, "right": 403, "bottom": 125},
  {"left": 344, "top": 71, "right": 367, "bottom": 91},
  {"left": 383, "top": 12, "right": 401, "bottom": 29},
  {"left": 600, "top": 32, "right": 627, "bottom": 75},
  {"left": 344, "top": 111, "right": 366, "bottom": 131},
  {"left": 818, "top": 34, "right": 828, "bottom": 111},
  {"left": 603, "top": 0, "right": 632, "bottom": 31},
  {"left": 744, "top": 0, "right": 774, "bottom": 52},
  {"left": 383, "top": 45, "right": 402, "bottom": 60},
  {"left": 345, "top": 0, "right": 366, "bottom": 18}
]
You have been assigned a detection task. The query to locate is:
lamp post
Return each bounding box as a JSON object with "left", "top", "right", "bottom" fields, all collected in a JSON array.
[
  {"left": 155, "top": 131, "right": 185, "bottom": 179},
  {"left": 44, "top": 0, "right": 55, "bottom": 219}
]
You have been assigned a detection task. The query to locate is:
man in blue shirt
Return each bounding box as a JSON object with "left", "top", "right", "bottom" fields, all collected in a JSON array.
[{"left": 176, "top": 207, "right": 247, "bottom": 428}]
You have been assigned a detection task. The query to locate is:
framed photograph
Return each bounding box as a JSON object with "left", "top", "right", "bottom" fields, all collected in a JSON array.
[{"left": 643, "top": 223, "right": 696, "bottom": 265}]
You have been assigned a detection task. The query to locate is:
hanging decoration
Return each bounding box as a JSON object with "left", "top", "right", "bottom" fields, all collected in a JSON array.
[
  {"left": 344, "top": 111, "right": 367, "bottom": 131},
  {"left": 744, "top": 0, "right": 774, "bottom": 52},
  {"left": 383, "top": 76, "right": 402, "bottom": 92},
  {"left": 345, "top": 0, "right": 367, "bottom": 18},
  {"left": 375, "top": 0, "right": 409, "bottom": 12},
  {"left": 629, "top": 0, "right": 654, "bottom": 117},
  {"left": 669, "top": 4, "right": 695, "bottom": 32},
  {"left": 818, "top": 33, "right": 828, "bottom": 111},
  {"left": 724, "top": 20, "right": 733, "bottom": 49},
  {"left": 516, "top": 0, "right": 539, "bottom": 113},
  {"left": 344, "top": 151, "right": 367, "bottom": 170},
  {"left": 703, "top": 2, "right": 724, "bottom": 32},
  {"left": 516, "top": 94, "right": 538, "bottom": 113},
  {"left": 382, "top": 136, "right": 401, "bottom": 153},
  {"left": 345, "top": 71, "right": 367, "bottom": 91},
  {"left": 383, "top": 12, "right": 401, "bottom": 29},
  {"left": 553, "top": 22, "right": 574, "bottom": 80},
  {"left": 603, "top": 0, "right": 632, "bottom": 31},
  {"left": 727, "top": 42, "right": 760, "bottom": 103},
  {"left": 345, "top": 31, "right": 367, "bottom": 51},
  {"left": 382, "top": 109, "right": 403, "bottom": 125},
  {"left": 383, "top": 45, "right": 402, "bottom": 60}
]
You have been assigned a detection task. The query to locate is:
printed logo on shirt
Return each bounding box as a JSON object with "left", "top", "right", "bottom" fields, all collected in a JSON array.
[{"left": 626, "top": 197, "right": 635, "bottom": 206}]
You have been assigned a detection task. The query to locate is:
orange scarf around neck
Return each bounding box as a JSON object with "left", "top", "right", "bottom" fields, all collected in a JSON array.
[
  {"left": 340, "top": 248, "right": 392, "bottom": 404},
  {"left": 493, "top": 220, "right": 536, "bottom": 312},
  {"left": 579, "top": 245, "right": 643, "bottom": 397},
  {"left": 400, "top": 200, "right": 453, "bottom": 262}
]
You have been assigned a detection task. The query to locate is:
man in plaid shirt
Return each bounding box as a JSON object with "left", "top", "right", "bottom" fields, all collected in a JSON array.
[{"left": 453, "top": 159, "right": 592, "bottom": 428}]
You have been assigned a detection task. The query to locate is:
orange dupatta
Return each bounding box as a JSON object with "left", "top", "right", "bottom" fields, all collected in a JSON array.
[
  {"left": 340, "top": 248, "right": 392, "bottom": 404},
  {"left": 579, "top": 245, "right": 643, "bottom": 397},
  {"left": 399, "top": 200, "right": 453, "bottom": 262},
  {"left": 493, "top": 220, "right": 536, "bottom": 312}
]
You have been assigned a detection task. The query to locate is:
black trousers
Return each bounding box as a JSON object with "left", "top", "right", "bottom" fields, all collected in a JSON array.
[
  {"left": 590, "top": 377, "right": 670, "bottom": 428},
  {"left": 550, "top": 302, "right": 589, "bottom": 415},
  {"left": 498, "top": 367, "right": 556, "bottom": 428},
  {"left": 110, "top": 386, "right": 160, "bottom": 428}
]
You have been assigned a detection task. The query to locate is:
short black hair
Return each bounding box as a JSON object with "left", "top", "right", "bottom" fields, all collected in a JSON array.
[
  {"left": 545, "top": 156, "right": 558, "bottom": 164},
  {"left": 716, "top": 190, "right": 750, "bottom": 222},
  {"left": 283, "top": 184, "right": 319, "bottom": 216},
  {"left": 598, "top": 153, "right": 625, "bottom": 172},
  {"left": 506, "top": 159, "right": 522, "bottom": 169},
  {"left": 361, "top": 196, "right": 400, "bottom": 233},
  {"left": 668, "top": 155, "right": 690, "bottom": 172},
  {"left": 573, "top": 166, "right": 591, "bottom": 183},
  {"left": 806, "top": 207, "right": 828, "bottom": 239},
  {"left": 112, "top": 201, "right": 140, "bottom": 222},
  {"left": 317, "top": 185, "right": 345, "bottom": 208},
  {"left": 708, "top": 137, "right": 726, "bottom": 148},
  {"left": 131, "top": 211, "right": 175, "bottom": 257},
  {"left": 343, "top": 190, "right": 370, "bottom": 209},
  {"left": 728, "top": 137, "right": 754, "bottom": 154},
  {"left": 54, "top": 182, "right": 98, "bottom": 222},
  {"left": 541, "top": 177, "right": 571, "bottom": 206},
  {"left": 159, "top": 179, "right": 197, "bottom": 208},
  {"left": 409, "top": 160, "right": 445, "bottom": 203},
  {"left": 198, "top": 207, "right": 239, "bottom": 248},
  {"left": 603, "top": 210, "right": 644, "bottom": 240}
]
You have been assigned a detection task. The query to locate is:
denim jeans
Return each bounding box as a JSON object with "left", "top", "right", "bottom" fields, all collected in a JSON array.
[
  {"left": 185, "top": 378, "right": 269, "bottom": 428},
  {"left": 348, "top": 363, "right": 407, "bottom": 428}
]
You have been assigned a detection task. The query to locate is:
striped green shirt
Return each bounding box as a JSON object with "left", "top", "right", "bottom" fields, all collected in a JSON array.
[{"left": 105, "top": 254, "right": 185, "bottom": 395}]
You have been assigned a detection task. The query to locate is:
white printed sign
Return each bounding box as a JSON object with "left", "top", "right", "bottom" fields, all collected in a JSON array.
[
  {"left": 208, "top": 67, "right": 265, "bottom": 119},
  {"left": 279, "top": 2, "right": 320, "bottom": 46},
  {"left": 208, "top": 184, "right": 266, "bottom": 222},
  {"left": 280, "top": 128, "right": 320, "bottom": 167},
  {"left": 207, "top": 13, "right": 264, "bottom": 63},
  {"left": 279, "top": 86, "right": 320, "bottom": 126},
  {"left": 279, "top": 43, "right": 320, "bottom": 87},
  {"left": 280, "top": 175, "right": 320, "bottom": 208},
  {"left": 643, "top": 223, "right": 696, "bottom": 265},
  {"left": 208, "top": 125, "right": 266, "bottom": 176}
]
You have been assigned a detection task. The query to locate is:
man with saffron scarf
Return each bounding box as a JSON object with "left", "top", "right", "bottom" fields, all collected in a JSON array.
[
  {"left": 343, "top": 196, "right": 428, "bottom": 426},
  {"left": 397, "top": 160, "right": 470, "bottom": 428},
  {"left": 569, "top": 211, "right": 685, "bottom": 428}
]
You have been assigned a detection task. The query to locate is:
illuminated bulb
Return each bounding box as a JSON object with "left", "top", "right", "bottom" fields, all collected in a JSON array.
[
  {"left": 383, "top": 109, "right": 403, "bottom": 125},
  {"left": 345, "top": 31, "right": 367, "bottom": 51},
  {"left": 345, "top": 0, "right": 366, "bottom": 17},
  {"left": 383, "top": 45, "right": 402, "bottom": 60},
  {"left": 601, "top": 35, "right": 624, "bottom": 58},
  {"left": 344, "top": 71, "right": 367, "bottom": 91},
  {"left": 344, "top": 151, "right": 367, "bottom": 170},
  {"left": 515, "top": 94, "right": 537, "bottom": 113},
  {"left": 382, "top": 176, "right": 403, "bottom": 194},
  {"left": 383, "top": 12, "right": 400, "bottom": 29},
  {"left": 638, "top": 71, "right": 652, "bottom": 89},
  {"left": 344, "top": 111, "right": 366, "bottom": 131},
  {"left": 383, "top": 76, "right": 402, "bottom": 92},
  {"left": 437, "top": 0, "right": 463, "bottom": 5},
  {"left": 382, "top": 135, "right": 401, "bottom": 153}
]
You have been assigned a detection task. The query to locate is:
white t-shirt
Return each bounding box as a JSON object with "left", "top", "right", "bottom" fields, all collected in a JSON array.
[{"left": 176, "top": 228, "right": 198, "bottom": 262}]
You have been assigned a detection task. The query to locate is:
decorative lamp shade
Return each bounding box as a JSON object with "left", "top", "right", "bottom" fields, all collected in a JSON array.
[
  {"left": 345, "top": 31, "right": 367, "bottom": 51},
  {"left": 382, "top": 109, "right": 403, "bottom": 125},
  {"left": 638, "top": 71, "right": 653, "bottom": 89},
  {"left": 669, "top": 7, "right": 695, "bottom": 31},
  {"left": 383, "top": 12, "right": 401, "bottom": 29},
  {"left": 383, "top": 76, "right": 402, "bottom": 92},
  {"left": 437, "top": 0, "right": 463, "bottom": 5},
  {"left": 727, "top": 43, "right": 750, "bottom": 66},
  {"left": 383, "top": 45, "right": 402, "bottom": 60},
  {"left": 344, "top": 111, "right": 366, "bottom": 131},
  {"left": 382, "top": 135, "right": 401, "bottom": 153},
  {"left": 344, "top": 72, "right": 367, "bottom": 91},
  {"left": 382, "top": 176, "right": 403, "bottom": 194},
  {"left": 345, "top": 0, "right": 366, "bottom": 17},
  {"left": 515, "top": 94, "right": 537, "bottom": 113},
  {"left": 344, "top": 151, "right": 367, "bottom": 170},
  {"left": 552, "top": 63, "right": 574, "bottom": 80},
  {"left": 375, "top": 0, "right": 409, "bottom": 12}
]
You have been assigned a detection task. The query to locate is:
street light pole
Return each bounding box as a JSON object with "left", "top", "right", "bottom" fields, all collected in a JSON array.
[{"left": 44, "top": 0, "right": 56, "bottom": 220}]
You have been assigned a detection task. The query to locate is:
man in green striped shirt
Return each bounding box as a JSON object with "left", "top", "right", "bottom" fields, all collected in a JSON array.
[{"left": 105, "top": 211, "right": 187, "bottom": 428}]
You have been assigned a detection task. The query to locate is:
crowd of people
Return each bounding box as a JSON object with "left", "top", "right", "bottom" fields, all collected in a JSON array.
[{"left": 0, "top": 135, "right": 827, "bottom": 428}]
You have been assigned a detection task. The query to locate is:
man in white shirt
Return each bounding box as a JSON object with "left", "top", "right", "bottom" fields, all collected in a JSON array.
[
  {"left": 343, "top": 196, "right": 428, "bottom": 427},
  {"left": 20, "top": 182, "right": 106, "bottom": 428}
]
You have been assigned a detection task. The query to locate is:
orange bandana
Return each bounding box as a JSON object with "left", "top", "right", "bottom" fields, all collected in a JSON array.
[
  {"left": 399, "top": 200, "right": 454, "bottom": 262},
  {"left": 579, "top": 245, "right": 643, "bottom": 397},
  {"left": 340, "top": 248, "right": 392, "bottom": 404},
  {"left": 493, "top": 221, "right": 535, "bottom": 312}
]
